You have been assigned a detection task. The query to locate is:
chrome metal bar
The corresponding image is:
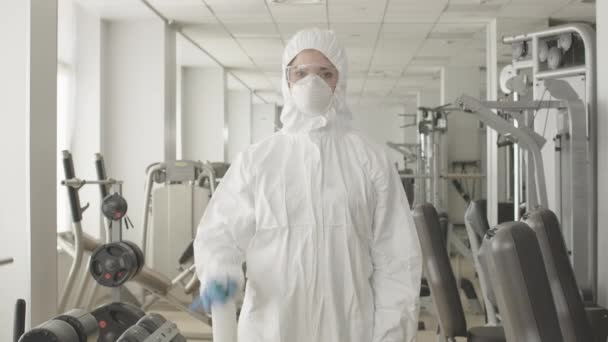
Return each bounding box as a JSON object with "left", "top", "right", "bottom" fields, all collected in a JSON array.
[
  {"left": 61, "top": 178, "right": 123, "bottom": 187},
  {"left": 170, "top": 264, "right": 196, "bottom": 287},
  {"left": 535, "top": 66, "right": 587, "bottom": 80},
  {"left": 442, "top": 173, "right": 485, "bottom": 180},
  {"left": 0, "top": 257, "right": 14, "bottom": 266},
  {"left": 141, "top": 163, "right": 165, "bottom": 258},
  {"left": 479, "top": 100, "right": 564, "bottom": 110}
]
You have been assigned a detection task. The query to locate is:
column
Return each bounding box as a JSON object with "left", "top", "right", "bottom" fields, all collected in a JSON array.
[
  {"left": 0, "top": 0, "right": 58, "bottom": 336},
  {"left": 181, "top": 66, "right": 227, "bottom": 162},
  {"left": 227, "top": 90, "right": 253, "bottom": 162},
  {"left": 101, "top": 19, "right": 177, "bottom": 243},
  {"left": 485, "top": 19, "right": 499, "bottom": 226},
  {"left": 596, "top": 0, "right": 608, "bottom": 307},
  {"left": 441, "top": 66, "right": 483, "bottom": 223},
  {"left": 71, "top": 4, "right": 104, "bottom": 239}
]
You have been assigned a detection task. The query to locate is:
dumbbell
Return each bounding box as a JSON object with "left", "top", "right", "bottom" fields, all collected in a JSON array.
[
  {"left": 19, "top": 309, "right": 98, "bottom": 342},
  {"left": 91, "top": 302, "right": 145, "bottom": 342},
  {"left": 117, "top": 313, "right": 186, "bottom": 342}
]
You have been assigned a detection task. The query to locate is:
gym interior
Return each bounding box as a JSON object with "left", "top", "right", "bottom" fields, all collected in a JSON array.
[{"left": 1, "top": 0, "right": 607, "bottom": 341}]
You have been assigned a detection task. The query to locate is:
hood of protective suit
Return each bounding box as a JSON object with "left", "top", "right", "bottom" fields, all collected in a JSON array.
[{"left": 280, "top": 28, "right": 352, "bottom": 134}]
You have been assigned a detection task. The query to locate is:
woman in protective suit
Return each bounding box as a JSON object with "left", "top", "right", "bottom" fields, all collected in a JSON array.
[{"left": 193, "top": 28, "right": 422, "bottom": 342}]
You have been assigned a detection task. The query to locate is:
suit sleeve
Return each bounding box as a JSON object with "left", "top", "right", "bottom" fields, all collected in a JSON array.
[{"left": 370, "top": 151, "right": 422, "bottom": 342}]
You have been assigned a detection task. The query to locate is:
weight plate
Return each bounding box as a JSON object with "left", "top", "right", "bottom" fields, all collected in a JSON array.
[
  {"left": 538, "top": 40, "right": 549, "bottom": 62},
  {"left": 122, "top": 240, "right": 145, "bottom": 274},
  {"left": 90, "top": 242, "right": 139, "bottom": 287},
  {"left": 558, "top": 33, "right": 573, "bottom": 51},
  {"left": 91, "top": 302, "right": 145, "bottom": 342},
  {"left": 102, "top": 193, "right": 128, "bottom": 221},
  {"left": 511, "top": 41, "right": 527, "bottom": 60},
  {"left": 547, "top": 46, "right": 563, "bottom": 70}
]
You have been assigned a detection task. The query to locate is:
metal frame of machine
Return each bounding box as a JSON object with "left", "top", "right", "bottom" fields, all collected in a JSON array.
[{"left": 501, "top": 23, "right": 597, "bottom": 301}]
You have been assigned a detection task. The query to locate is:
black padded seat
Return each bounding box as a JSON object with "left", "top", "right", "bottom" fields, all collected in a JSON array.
[
  {"left": 479, "top": 222, "right": 565, "bottom": 342},
  {"left": 468, "top": 326, "right": 506, "bottom": 342},
  {"left": 413, "top": 203, "right": 506, "bottom": 342}
]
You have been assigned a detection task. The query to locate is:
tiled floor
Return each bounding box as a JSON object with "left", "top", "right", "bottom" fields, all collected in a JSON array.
[{"left": 154, "top": 254, "right": 484, "bottom": 341}]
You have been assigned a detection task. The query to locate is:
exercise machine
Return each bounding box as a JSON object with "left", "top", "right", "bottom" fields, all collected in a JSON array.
[
  {"left": 57, "top": 151, "right": 213, "bottom": 340},
  {"left": 141, "top": 161, "right": 225, "bottom": 279},
  {"left": 413, "top": 203, "right": 505, "bottom": 342},
  {"left": 499, "top": 23, "right": 597, "bottom": 303}
]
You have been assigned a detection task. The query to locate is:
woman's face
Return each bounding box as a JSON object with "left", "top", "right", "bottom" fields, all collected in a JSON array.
[{"left": 287, "top": 49, "right": 339, "bottom": 92}]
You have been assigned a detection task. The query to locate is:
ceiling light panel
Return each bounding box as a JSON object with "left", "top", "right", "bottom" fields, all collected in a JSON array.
[
  {"left": 237, "top": 38, "right": 284, "bottom": 61},
  {"left": 550, "top": 3, "right": 596, "bottom": 20},
  {"left": 267, "top": 0, "right": 324, "bottom": 4},
  {"left": 76, "top": 0, "right": 155, "bottom": 19},
  {"left": 328, "top": 2, "right": 386, "bottom": 24},
  {"left": 204, "top": 0, "right": 270, "bottom": 23},
  {"left": 384, "top": 0, "right": 445, "bottom": 23},
  {"left": 181, "top": 24, "right": 232, "bottom": 40},
  {"left": 410, "top": 56, "right": 451, "bottom": 66},
  {"left": 278, "top": 22, "right": 327, "bottom": 40},
  {"left": 381, "top": 23, "right": 434, "bottom": 40},
  {"left": 268, "top": 4, "right": 326, "bottom": 23},
  {"left": 369, "top": 39, "right": 417, "bottom": 67},
  {"left": 498, "top": 1, "right": 571, "bottom": 18},
  {"left": 183, "top": 37, "right": 253, "bottom": 68},
  {"left": 417, "top": 39, "right": 469, "bottom": 57},
  {"left": 331, "top": 23, "right": 382, "bottom": 43},
  {"left": 147, "top": 0, "right": 215, "bottom": 23},
  {"left": 223, "top": 23, "right": 282, "bottom": 39}
]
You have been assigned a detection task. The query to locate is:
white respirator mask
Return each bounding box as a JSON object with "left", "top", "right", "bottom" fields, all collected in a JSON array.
[{"left": 289, "top": 75, "right": 334, "bottom": 116}]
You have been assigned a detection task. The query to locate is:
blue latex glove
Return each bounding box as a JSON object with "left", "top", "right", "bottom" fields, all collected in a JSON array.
[{"left": 191, "top": 279, "right": 238, "bottom": 314}]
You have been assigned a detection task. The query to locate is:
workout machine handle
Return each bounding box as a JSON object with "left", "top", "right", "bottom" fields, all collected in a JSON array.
[
  {"left": 95, "top": 153, "right": 110, "bottom": 199},
  {"left": 13, "top": 299, "right": 25, "bottom": 342},
  {"left": 62, "top": 150, "right": 82, "bottom": 223}
]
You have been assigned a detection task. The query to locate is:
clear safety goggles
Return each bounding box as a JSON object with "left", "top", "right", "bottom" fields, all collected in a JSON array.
[{"left": 286, "top": 64, "right": 339, "bottom": 87}]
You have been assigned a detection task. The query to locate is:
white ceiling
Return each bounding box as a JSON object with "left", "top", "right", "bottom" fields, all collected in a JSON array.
[{"left": 76, "top": 0, "right": 596, "bottom": 105}]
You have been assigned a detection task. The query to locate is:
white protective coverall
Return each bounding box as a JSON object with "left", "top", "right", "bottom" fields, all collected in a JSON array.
[{"left": 194, "top": 28, "right": 422, "bottom": 342}]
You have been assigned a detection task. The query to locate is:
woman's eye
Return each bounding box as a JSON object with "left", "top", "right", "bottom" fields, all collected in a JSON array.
[
  {"left": 322, "top": 72, "right": 334, "bottom": 79},
  {"left": 295, "top": 70, "right": 306, "bottom": 77}
]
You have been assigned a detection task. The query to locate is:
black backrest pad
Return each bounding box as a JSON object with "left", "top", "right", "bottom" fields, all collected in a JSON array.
[
  {"left": 523, "top": 209, "right": 592, "bottom": 342},
  {"left": 413, "top": 203, "right": 467, "bottom": 338},
  {"left": 489, "top": 222, "right": 564, "bottom": 342}
]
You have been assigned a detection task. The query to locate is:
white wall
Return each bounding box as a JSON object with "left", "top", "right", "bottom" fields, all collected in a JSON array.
[
  {"left": 70, "top": 4, "right": 104, "bottom": 239},
  {"left": 227, "top": 90, "right": 252, "bottom": 161},
  {"left": 351, "top": 101, "right": 410, "bottom": 169},
  {"left": 0, "top": 1, "right": 58, "bottom": 337},
  {"left": 181, "top": 67, "right": 227, "bottom": 162},
  {"left": 442, "top": 67, "right": 483, "bottom": 223},
  {"left": 102, "top": 19, "right": 173, "bottom": 243},
  {"left": 252, "top": 103, "right": 277, "bottom": 143},
  {"left": 596, "top": 0, "right": 608, "bottom": 307}
]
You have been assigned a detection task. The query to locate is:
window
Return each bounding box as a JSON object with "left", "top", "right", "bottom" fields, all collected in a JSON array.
[{"left": 57, "top": 62, "right": 74, "bottom": 233}]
